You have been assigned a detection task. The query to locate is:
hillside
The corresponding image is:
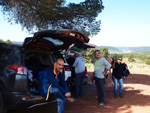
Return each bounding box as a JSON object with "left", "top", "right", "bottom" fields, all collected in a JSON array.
[{"left": 97, "top": 46, "right": 150, "bottom": 53}]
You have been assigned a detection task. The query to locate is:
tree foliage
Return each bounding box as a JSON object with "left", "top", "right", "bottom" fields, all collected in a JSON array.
[
  {"left": 0, "top": 0, "right": 104, "bottom": 36},
  {"left": 83, "top": 47, "right": 110, "bottom": 63},
  {"left": 0, "top": 39, "right": 4, "bottom": 42},
  {"left": 145, "top": 59, "right": 150, "bottom": 65},
  {"left": 100, "top": 47, "right": 109, "bottom": 59},
  {"left": 0, "top": 39, "right": 12, "bottom": 43},
  {"left": 83, "top": 48, "right": 97, "bottom": 63},
  {"left": 5, "top": 39, "right": 13, "bottom": 43}
]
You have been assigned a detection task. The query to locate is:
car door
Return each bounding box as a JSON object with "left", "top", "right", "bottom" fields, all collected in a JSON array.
[
  {"left": 62, "top": 42, "right": 96, "bottom": 87},
  {"left": 22, "top": 29, "right": 90, "bottom": 52}
]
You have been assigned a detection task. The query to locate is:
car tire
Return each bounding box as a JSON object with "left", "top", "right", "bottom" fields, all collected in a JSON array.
[{"left": 0, "top": 90, "right": 7, "bottom": 113}]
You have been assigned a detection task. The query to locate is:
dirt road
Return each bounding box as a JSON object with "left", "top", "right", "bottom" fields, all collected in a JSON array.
[
  {"left": 65, "top": 73, "right": 150, "bottom": 113},
  {"left": 8, "top": 73, "right": 150, "bottom": 113}
]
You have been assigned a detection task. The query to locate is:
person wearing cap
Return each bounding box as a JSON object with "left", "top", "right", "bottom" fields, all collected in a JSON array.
[
  {"left": 93, "top": 50, "right": 111, "bottom": 107},
  {"left": 73, "top": 53, "right": 85, "bottom": 98},
  {"left": 112, "top": 57, "right": 128, "bottom": 98},
  {"left": 38, "top": 58, "right": 72, "bottom": 113}
]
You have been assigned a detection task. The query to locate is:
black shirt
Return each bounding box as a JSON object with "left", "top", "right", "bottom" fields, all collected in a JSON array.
[{"left": 112, "top": 62, "right": 126, "bottom": 79}]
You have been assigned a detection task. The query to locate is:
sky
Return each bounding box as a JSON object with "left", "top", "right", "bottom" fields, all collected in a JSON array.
[{"left": 0, "top": 0, "right": 150, "bottom": 47}]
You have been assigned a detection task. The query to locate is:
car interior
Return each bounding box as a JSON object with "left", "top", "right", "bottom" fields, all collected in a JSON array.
[{"left": 25, "top": 51, "right": 55, "bottom": 94}]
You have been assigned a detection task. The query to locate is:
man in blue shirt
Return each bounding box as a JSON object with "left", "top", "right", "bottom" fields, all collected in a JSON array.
[
  {"left": 39, "top": 58, "right": 71, "bottom": 113},
  {"left": 73, "top": 53, "right": 85, "bottom": 98}
]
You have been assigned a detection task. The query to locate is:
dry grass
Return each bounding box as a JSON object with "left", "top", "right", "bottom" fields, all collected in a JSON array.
[{"left": 85, "top": 62, "right": 150, "bottom": 76}]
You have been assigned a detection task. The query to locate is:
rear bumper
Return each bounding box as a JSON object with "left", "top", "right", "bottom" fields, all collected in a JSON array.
[
  {"left": 4, "top": 91, "right": 28, "bottom": 109},
  {"left": 4, "top": 91, "right": 55, "bottom": 109}
]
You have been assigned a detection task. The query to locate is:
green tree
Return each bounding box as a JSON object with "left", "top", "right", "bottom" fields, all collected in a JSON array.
[
  {"left": 145, "top": 59, "right": 150, "bottom": 65},
  {"left": 100, "top": 47, "right": 109, "bottom": 59},
  {"left": 0, "top": 0, "right": 104, "bottom": 36},
  {"left": 5, "top": 39, "right": 12, "bottom": 43},
  {"left": 128, "top": 54, "right": 135, "bottom": 62},
  {"left": 0, "top": 39, "right": 4, "bottom": 42},
  {"left": 82, "top": 48, "right": 97, "bottom": 63}
]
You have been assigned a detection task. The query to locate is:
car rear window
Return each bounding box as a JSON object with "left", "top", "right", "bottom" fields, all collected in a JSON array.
[{"left": 43, "top": 37, "right": 64, "bottom": 46}]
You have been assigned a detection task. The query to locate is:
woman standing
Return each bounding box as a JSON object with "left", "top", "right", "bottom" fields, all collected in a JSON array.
[{"left": 112, "top": 57, "right": 127, "bottom": 98}]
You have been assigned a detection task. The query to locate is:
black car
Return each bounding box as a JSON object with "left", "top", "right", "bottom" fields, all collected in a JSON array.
[{"left": 0, "top": 29, "right": 94, "bottom": 113}]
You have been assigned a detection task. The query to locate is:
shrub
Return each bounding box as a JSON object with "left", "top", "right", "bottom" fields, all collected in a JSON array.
[
  {"left": 129, "top": 65, "right": 133, "bottom": 69},
  {"left": 146, "top": 59, "right": 150, "bottom": 65}
]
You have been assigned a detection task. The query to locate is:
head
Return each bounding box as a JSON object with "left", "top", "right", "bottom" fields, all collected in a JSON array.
[
  {"left": 95, "top": 50, "right": 101, "bottom": 59},
  {"left": 108, "top": 58, "right": 115, "bottom": 68},
  {"left": 74, "top": 53, "right": 79, "bottom": 58},
  {"left": 56, "top": 58, "right": 64, "bottom": 72},
  {"left": 117, "top": 57, "right": 122, "bottom": 63}
]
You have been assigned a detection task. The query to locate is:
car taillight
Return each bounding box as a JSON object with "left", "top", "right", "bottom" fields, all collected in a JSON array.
[
  {"left": 64, "top": 66, "right": 71, "bottom": 71},
  {"left": 9, "top": 65, "right": 27, "bottom": 75},
  {"left": 68, "top": 84, "right": 71, "bottom": 87}
]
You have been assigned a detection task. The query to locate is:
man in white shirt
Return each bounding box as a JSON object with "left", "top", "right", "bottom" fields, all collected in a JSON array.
[{"left": 73, "top": 53, "right": 85, "bottom": 98}]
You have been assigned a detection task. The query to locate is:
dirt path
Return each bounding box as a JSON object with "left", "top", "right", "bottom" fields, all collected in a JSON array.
[
  {"left": 8, "top": 73, "right": 150, "bottom": 113},
  {"left": 65, "top": 73, "right": 150, "bottom": 113}
]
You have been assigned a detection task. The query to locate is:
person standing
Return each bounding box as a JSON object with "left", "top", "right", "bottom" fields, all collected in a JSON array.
[
  {"left": 38, "top": 58, "right": 71, "bottom": 113},
  {"left": 73, "top": 53, "right": 85, "bottom": 98},
  {"left": 112, "top": 57, "right": 128, "bottom": 98},
  {"left": 104, "top": 58, "right": 115, "bottom": 79},
  {"left": 93, "top": 50, "right": 111, "bottom": 107}
]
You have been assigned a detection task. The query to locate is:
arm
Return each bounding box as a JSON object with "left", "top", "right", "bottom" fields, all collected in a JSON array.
[
  {"left": 102, "top": 58, "right": 111, "bottom": 75},
  {"left": 59, "top": 73, "right": 70, "bottom": 94},
  {"left": 73, "top": 58, "right": 78, "bottom": 67},
  {"left": 46, "top": 70, "right": 69, "bottom": 95}
]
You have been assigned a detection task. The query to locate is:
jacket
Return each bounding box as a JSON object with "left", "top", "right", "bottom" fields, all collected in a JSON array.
[{"left": 38, "top": 65, "right": 70, "bottom": 100}]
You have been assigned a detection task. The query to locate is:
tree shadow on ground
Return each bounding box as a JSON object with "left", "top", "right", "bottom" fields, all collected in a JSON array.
[
  {"left": 65, "top": 73, "right": 150, "bottom": 113},
  {"left": 8, "top": 73, "right": 150, "bottom": 113}
]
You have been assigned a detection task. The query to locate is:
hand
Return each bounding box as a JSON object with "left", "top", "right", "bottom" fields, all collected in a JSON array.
[
  {"left": 65, "top": 93, "right": 71, "bottom": 97},
  {"left": 102, "top": 72, "right": 106, "bottom": 75}
]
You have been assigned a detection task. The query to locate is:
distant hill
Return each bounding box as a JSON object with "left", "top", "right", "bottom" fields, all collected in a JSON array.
[
  {"left": 12, "top": 41, "right": 23, "bottom": 45},
  {"left": 97, "top": 46, "right": 122, "bottom": 53},
  {"left": 126, "top": 47, "right": 150, "bottom": 52},
  {"left": 97, "top": 46, "right": 150, "bottom": 53}
]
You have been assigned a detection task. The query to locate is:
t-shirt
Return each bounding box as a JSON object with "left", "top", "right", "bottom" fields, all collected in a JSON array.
[
  {"left": 94, "top": 57, "right": 111, "bottom": 79},
  {"left": 73, "top": 56, "right": 85, "bottom": 74}
]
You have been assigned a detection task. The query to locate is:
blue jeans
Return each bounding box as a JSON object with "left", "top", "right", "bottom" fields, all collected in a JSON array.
[
  {"left": 113, "top": 76, "right": 123, "bottom": 94},
  {"left": 49, "top": 87, "right": 66, "bottom": 113},
  {"left": 74, "top": 72, "right": 85, "bottom": 98},
  {"left": 95, "top": 77, "right": 105, "bottom": 103}
]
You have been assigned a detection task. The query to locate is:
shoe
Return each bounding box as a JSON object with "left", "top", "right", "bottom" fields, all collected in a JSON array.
[
  {"left": 98, "top": 102, "right": 104, "bottom": 107},
  {"left": 67, "top": 97, "right": 75, "bottom": 102},
  {"left": 114, "top": 94, "right": 117, "bottom": 98},
  {"left": 119, "top": 94, "right": 124, "bottom": 98}
]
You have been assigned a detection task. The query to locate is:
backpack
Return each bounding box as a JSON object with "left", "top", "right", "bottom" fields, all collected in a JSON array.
[{"left": 123, "top": 69, "right": 130, "bottom": 77}]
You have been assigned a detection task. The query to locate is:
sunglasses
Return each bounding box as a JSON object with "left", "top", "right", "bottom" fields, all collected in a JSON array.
[{"left": 118, "top": 59, "right": 122, "bottom": 61}]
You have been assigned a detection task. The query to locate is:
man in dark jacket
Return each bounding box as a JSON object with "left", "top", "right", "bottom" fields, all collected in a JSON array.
[{"left": 39, "top": 58, "right": 71, "bottom": 113}]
